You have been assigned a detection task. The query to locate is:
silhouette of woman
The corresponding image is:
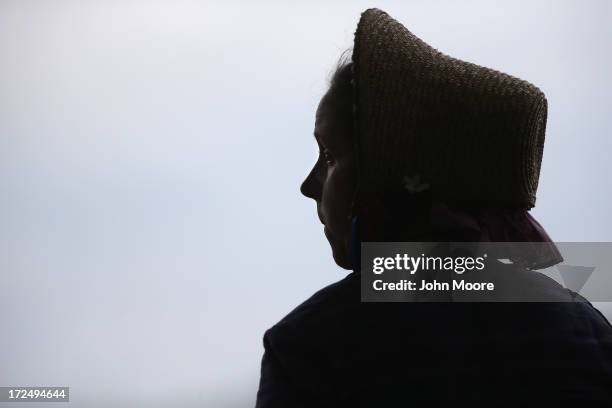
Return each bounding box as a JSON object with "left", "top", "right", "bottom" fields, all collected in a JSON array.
[{"left": 256, "top": 9, "right": 612, "bottom": 407}]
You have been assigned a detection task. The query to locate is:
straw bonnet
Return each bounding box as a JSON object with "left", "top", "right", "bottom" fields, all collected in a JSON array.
[{"left": 352, "top": 8, "right": 547, "bottom": 208}]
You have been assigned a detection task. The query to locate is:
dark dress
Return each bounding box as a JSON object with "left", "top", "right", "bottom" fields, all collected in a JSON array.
[{"left": 255, "top": 266, "right": 612, "bottom": 407}]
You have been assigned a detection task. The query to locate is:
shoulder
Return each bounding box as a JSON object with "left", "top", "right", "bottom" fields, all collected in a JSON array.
[
  {"left": 261, "top": 271, "right": 360, "bottom": 364},
  {"left": 258, "top": 272, "right": 360, "bottom": 400},
  {"left": 265, "top": 271, "right": 359, "bottom": 344}
]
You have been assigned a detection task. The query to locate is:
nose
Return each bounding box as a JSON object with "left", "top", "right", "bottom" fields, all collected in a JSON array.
[{"left": 300, "top": 166, "right": 320, "bottom": 200}]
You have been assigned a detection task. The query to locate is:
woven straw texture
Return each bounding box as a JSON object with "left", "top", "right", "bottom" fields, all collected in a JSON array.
[{"left": 352, "top": 8, "right": 547, "bottom": 208}]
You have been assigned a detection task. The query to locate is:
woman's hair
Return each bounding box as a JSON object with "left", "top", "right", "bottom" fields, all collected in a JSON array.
[{"left": 327, "top": 49, "right": 354, "bottom": 119}]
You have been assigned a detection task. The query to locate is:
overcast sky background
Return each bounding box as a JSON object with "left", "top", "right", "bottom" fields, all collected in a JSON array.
[{"left": 1, "top": 1, "right": 611, "bottom": 407}]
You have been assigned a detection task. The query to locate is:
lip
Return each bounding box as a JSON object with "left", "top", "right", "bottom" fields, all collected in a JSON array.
[
  {"left": 317, "top": 209, "right": 325, "bottom": 225},
  {"left": 323, "top": 225, "right": 333, "bottom": 241}
]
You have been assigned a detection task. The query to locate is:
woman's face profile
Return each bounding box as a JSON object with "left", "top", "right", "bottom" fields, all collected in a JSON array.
[{"left": 301, "top": 89, "right": 357, "bottom": 269}]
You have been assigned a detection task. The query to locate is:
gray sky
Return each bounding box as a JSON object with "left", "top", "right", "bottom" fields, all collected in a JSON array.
[{"left": 1, "top": 1, "right": 611, "bottom": 406}]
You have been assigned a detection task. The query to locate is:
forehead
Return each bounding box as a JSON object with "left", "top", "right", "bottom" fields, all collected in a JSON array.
[{"left": 314, "top": 91, "right": 353, "bottom": 152}]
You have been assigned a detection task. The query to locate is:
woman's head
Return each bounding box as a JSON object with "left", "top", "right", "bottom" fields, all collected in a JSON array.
[
  {"left": 300, "top": 55, "right": 487, "bottom": 269},
  {"left": 301, "top": 9, "right": 560, "bottom": 271}
]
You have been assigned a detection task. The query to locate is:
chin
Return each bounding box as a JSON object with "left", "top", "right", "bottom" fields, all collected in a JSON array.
[{"left": 324, "top": 227, "right": 354, "bottom": 270}]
